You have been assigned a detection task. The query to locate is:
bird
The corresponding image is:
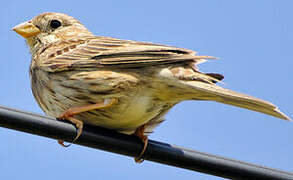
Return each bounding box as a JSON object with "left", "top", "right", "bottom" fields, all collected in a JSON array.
[{"left": 13, "top": 12, "right": 290, "bottom": 162}]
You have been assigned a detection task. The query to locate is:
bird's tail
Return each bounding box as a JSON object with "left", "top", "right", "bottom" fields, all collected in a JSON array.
[{"left": 180, "top": 80, "right": 290, "bottom": 121}]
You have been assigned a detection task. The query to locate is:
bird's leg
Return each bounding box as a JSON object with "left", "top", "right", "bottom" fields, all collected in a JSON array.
[
  {"left": 58, "top": 98, "right": 118, "bottom": 147},
  {"left": 134, "top": 124, "right": 148, "bottom": 163}
]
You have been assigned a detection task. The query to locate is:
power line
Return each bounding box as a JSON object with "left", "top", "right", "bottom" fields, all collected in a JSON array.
[{"left": 0, "top": 105, "right": 292, "bottom": 180}]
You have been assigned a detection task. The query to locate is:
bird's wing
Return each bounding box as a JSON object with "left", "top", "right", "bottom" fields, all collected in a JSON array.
[{"left": 39, "top": 36, "right": 217, "bottom": 72}]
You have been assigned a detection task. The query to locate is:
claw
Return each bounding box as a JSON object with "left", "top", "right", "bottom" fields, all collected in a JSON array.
[
  {"left": 57, "top": 98, "right": 117, "bottom": 147},
  {"left": 134, "top": 124, "right": 148, "bottom": 163},
  {"left": 58, "top": 140, "right": 71, "bottom": 147},
  {"left": 57, "top": 116, "right": 83, "bottom": 146}
]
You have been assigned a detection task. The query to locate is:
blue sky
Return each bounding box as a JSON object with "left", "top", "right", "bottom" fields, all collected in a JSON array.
[{"left": 1, "top": 0, "right": 292, "bottom": 179}]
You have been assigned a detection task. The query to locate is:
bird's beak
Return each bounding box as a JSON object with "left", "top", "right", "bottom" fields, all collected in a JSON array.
[{"left": 12, "top": 21, "right": 40, "bottom": 38}]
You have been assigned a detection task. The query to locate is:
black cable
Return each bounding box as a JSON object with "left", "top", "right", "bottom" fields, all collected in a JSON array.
[{"left": 0, "top": 105, "right": 292, "bottom": 180}]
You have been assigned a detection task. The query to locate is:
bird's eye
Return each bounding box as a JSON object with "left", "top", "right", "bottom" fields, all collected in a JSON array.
[{"left": 50, "top": 20, "right": 62, "bottom": 29}]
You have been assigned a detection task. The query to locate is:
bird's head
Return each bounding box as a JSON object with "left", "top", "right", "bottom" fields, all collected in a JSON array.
[{"left": 13, "top": 12, "right": 93, "bottom": 55}]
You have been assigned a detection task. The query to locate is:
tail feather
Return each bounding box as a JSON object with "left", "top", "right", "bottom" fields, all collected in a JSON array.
[{"left": 182, "top": 80, "right": 290, "bottom": 121}]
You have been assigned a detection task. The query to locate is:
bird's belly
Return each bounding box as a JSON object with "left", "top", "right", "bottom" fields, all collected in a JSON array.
[
  {"left": 32, "top": 69, "right": 169, "bottom": 134},
  {"left": 39, "top": 81, "right": 163, "bottom": 133},
  {"left": 80, "top": 92, "right": 165, "bottom": 134}
]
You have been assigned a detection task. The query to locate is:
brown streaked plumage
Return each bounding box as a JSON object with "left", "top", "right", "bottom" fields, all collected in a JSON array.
[{"left": 13, "top": 12, "right": 290, "bottom": 162}]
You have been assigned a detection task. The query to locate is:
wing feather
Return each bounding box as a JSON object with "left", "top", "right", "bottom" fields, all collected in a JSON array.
[{"left": 39, "top": 36, "right": 216, "bottom": 72}]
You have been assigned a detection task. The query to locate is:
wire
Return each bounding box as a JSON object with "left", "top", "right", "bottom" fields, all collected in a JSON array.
[{"left": 0, "top": 105, "right": 292, "bottom": 180}]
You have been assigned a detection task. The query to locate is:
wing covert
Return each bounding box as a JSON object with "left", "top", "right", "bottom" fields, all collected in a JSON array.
[{"left": 39, "top": 36, "right": 216, "bottom": 72}]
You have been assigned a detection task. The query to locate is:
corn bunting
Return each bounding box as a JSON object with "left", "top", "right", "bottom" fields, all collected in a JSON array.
[{"left": 13, "top": 12, "right": 290, "bottom": 162}]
